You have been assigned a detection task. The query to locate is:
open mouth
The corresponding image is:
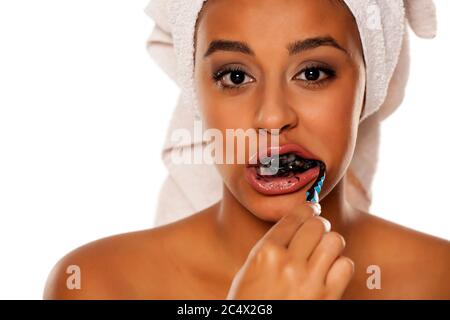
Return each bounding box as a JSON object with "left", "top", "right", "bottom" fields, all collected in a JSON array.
[
  {"left": 255, "top": 153, "right": 319, "bottom": 177},
  {"left": 245, "top": 144, "right": 326, "bottom": 197}
]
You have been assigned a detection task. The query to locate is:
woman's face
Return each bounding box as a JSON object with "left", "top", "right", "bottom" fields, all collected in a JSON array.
[{"left": 194, "top": 0, "right": 366, "bottom": 222}]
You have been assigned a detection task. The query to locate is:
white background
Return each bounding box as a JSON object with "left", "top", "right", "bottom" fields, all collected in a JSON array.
[{"left": 0, "top": 0, "right": 449, "bottom": 299}]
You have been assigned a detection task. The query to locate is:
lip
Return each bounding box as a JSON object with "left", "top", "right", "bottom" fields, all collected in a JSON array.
[
  {"left": 247, "top": 143, "right": 321, "bottom": 167},
  {"left": 245, "top": 165, "right": 320, "bottom": 196}
]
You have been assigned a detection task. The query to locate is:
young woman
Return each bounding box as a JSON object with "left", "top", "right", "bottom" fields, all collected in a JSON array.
[{"left": 44, "top": 0, "right": 450, "bottom": 299}]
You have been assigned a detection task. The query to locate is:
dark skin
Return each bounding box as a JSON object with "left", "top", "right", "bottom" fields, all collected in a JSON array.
[{"left": 44, "top": 0, "right": 450, "bottom": 299}]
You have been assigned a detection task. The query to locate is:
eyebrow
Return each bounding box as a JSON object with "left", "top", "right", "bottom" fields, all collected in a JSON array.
[{"left": 203, "top": 36, "right": 349, "bottom": 58}]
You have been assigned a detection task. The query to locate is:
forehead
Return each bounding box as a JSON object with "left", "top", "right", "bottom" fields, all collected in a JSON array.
[{"left": 195, "top": 0, "right": 362, "bottom": 59}]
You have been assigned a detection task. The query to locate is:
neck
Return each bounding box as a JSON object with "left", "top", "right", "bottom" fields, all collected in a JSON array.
[{"left": 212, "top": 177, "right": 360, "bottom": 279}]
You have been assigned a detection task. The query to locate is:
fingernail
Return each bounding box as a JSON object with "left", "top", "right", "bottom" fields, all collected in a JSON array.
[
  {"left": 316, "top": 216, "right": 331, "bottom": 232},
  {"left": 309, "top": 202, "right": 322, "bottom": 216}
]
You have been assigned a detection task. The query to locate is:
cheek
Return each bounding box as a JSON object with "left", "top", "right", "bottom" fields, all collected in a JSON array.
[
  {"left": 309, "top": 72, "right": 364, "bottom": 175},
  {"left": 195, "top": 66, "right": 257, "bottom": 132},
  {"left": 195, "top": 65, "right": 228, "bottom": 127},
  {"left": 195, "top": 73, "right": 225, "bottom": 130},
  {"left": 321, "top": 103, "right": 358, "bottom": 174},
  {"left": 196, "top": 90, "right": 250, "bottom": 132},
  {"left": 195, "top": 72, "right": 249, "bottom": 191}
]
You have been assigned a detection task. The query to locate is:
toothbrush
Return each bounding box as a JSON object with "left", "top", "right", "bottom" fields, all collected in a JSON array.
[{"left": 305, "top": 161, "right": 326, "bottom": 205}]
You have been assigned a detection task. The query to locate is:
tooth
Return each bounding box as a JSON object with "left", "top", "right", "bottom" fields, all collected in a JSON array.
[
  {"left": 287, "top": 153, "right": 296, "bottom": 162},
  {"left": 305, "top": 160, "right": 315, "bottom": 169},
  {"left": 258, "top": 166, "right": 278, "bottom": 176},
  {"left": 260, "top": 157, "right": 271, "bottom": 166},
  {"left": 269, "top": 156, "right": 280, "bottom": 166}
]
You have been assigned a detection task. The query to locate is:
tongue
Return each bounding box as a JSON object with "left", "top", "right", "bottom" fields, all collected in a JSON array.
[{"left": 255, "top": 173, "right": 301, "bottom": 185}]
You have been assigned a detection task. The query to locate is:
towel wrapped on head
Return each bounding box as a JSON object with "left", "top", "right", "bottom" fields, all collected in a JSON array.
[{"left": 144, "top": 0, "right": 437, "bottom": 226}]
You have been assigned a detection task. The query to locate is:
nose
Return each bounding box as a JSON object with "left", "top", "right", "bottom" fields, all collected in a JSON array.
[{"left": 254, "top": 82, "right": 298, "bottom": 136}]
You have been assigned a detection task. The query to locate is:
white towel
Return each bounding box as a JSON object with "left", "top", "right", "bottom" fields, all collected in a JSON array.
[{"left": 144, "top": 0, "right": 437, "bottom": 227}]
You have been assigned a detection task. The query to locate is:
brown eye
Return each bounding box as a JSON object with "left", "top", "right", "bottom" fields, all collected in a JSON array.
[
  {"left": 297, "top": 67, "right": 331, "bottom": 82},
  {"left": 212, "top": 67, "right": 255, "bottom": 90},
  {"left": 293, "top": 65, "right": 337, "bottom": 89},
  {"left": 226, "top": 70, "right": 246, "bottom": 85}
]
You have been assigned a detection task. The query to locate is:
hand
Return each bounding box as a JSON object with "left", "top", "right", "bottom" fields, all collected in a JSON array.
[{"left": 226, "top": 203, "right": 354, "bottom": 299}]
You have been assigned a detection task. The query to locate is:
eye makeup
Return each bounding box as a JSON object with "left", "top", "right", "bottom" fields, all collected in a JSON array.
[{"left": 211, "top": 64, "right": 336, "bottom": 91}]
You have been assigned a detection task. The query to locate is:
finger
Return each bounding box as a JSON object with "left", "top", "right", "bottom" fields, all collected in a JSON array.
[
  {"left": 325, "top": 256, "right": 355, "bottom": 299},
  {"left": 307, "top": 231, "right": 346, "bottom": 279},
  {"left": 255, "top": 202, "right": 318, "bottom": 249},
  {"left": 287, "top": 216, "right": 331, "bottom": 261}
]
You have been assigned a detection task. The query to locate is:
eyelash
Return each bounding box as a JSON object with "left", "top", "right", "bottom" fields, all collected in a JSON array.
[{"left": 211, "top": 64, "right": 336, "bottom": 91}]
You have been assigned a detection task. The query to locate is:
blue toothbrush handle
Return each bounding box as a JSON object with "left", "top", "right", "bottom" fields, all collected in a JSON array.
[{"left": 305, "top": 161, "right": 326, "bottom": 203}]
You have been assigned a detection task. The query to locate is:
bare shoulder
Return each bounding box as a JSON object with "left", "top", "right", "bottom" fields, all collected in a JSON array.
[
  {"left": 357, "top": 212, "right": 450, "bottom": 299},
  {"left": 43, "top": 213, "right": 206, "bottom": 299}
]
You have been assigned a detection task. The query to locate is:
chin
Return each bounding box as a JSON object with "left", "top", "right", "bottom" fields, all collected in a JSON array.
[{"left": 243, "top": 189, "right": 311, "bottom": 223}]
